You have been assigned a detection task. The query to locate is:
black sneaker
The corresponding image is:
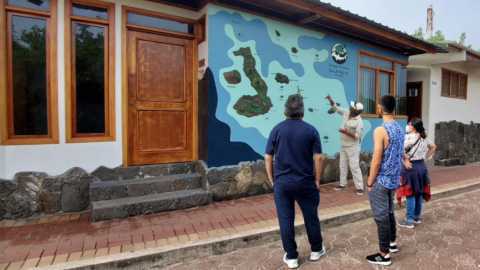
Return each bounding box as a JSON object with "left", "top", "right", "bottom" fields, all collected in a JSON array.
[
  {"left": 389, "top": 243, "right": 398, "bottom": 253},
  {"left": 334, "top": 185, "right": 346, "bottom": 190},
  {"left": 366, "top": 253, "right": 391, "bottom": 265}
]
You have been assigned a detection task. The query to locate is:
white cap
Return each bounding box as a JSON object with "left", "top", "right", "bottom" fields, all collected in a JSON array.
[{"left": 350, "top": 101, "right": 364, "bottom": 111}]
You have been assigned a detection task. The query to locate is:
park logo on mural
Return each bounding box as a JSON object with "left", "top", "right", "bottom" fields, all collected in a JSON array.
[{"left": 331, "top": 43, "right": 347, "bottom": 64}]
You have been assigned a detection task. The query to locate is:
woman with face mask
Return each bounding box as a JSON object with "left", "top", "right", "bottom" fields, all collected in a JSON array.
[{"left": 396, "top": 118, "right": 436, "bottom": 229}]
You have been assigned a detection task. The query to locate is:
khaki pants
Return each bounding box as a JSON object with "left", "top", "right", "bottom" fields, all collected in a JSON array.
[{"left": 339, "top": 144, "right": 364, "bottom": 190}]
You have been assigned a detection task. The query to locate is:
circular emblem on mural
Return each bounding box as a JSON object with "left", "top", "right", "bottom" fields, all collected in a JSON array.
[{"left": 331, "top": 43, "right": 347, "bottom": 64}]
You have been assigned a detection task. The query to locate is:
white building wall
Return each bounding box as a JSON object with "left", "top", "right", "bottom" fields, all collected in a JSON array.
[
  {"left": 407, "top": 66, "right": 432, "bottom": 139},
  {"left": 429, "top": 62, "right": 480, "bottom": 140},
  {"left": 0, "top": 0, "right": 206, "bottom": 179},
  {"left": 408, "top": 60, "right": 480, "bottom": 145}
]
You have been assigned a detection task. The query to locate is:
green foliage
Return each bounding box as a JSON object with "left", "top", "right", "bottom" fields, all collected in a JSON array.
[
  {"left": 426, "top": 30, "right": 445, "bottom": 42},
  {"left": 411, "top": 27, "right": 424, "bottom": 40},
  {"left": 410, "top": 27, "right": 445, "bottom": 42},
  {"left": 459, "top": 32, "right": 466, "bottom": 46},
  {"left": 410, "top": 23, "right": 480, "bottom": 53},
  {"left": 412, "top": 27, "right": 480, "bottom": 53}
]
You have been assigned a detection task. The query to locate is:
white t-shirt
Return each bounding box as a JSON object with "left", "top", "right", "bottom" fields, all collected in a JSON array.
[{"left": 404, "top": 133, "right": 433, "bottom": 161}]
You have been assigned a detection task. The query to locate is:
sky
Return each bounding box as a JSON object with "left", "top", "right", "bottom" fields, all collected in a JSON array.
[{"left": 324, "top": 0, "right": 480, "bottom": 50}]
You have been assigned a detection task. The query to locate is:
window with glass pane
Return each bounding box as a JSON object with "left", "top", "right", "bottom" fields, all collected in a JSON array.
[
  {"left": 72, "top": 3, "right": 107, "bottom": 19},
  {"left": 74, "top": 23, "right": 106, "bottom": 134},
  {"left": 359, "top": 67, "right": 375, "bottom": 114},
  {"left": 379, "top": 72, "right": 390, "bottom": 96},
  {"left": 360, "top": 54, "right": 393, "bottom": 70},
  {"left": 11, "top": 15, "right": 48, "bottom": 135},
  {"left": 7, "top": 0, "right": 49, "bottom": 11},
  {"left": 395, "top": 63, "right": 407, "bottom": 115},
  {"left": 127, "top": 13, "right": 194, "bottom": 34}
]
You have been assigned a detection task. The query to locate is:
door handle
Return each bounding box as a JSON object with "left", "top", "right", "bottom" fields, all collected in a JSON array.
[{"left": 129, "top": 102, "right": 134, "bottom": 106}]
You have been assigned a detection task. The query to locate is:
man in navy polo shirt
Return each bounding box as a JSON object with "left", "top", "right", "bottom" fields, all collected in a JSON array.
[{"left": 265, "top": 94, "right": 325, "bottom": 269}]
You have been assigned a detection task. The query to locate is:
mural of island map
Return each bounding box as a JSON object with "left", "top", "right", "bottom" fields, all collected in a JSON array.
[{"left": 208, "top": 5, "right": 408, "bottom": 165}]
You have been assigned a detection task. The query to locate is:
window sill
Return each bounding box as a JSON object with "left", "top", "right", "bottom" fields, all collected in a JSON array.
[
  {"left": 1, "top": 137, "right": 59, "bottom": 145},
  {"left": 440, "top": 95, "right": 467, "bottom": 100},
  {"left": 360, "top": 114, "right": 408, "bottom": 119},
  {"left": 66, "top": 135, "right": 115, "bottom": 143}
]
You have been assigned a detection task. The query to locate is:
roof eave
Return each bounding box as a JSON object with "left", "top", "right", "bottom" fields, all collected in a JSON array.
[{"left": 287, "top": 0, "right": 436, "bottom": 54}]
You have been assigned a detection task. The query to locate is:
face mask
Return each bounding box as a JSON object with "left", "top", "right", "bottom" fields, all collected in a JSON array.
[{"left": 405, "top": 125, "right": 410, "bottom": 133}]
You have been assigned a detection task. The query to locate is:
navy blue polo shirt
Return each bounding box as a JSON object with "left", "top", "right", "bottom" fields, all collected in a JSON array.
[{"left": 265, "top": 119, "right": 322, "bottom": 185}]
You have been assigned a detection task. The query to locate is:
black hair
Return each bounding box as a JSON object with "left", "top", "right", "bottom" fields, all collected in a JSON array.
[
  {"left": 378, "top": 94, "right": 396, "bottom": 113},
  {"left": 284, "top": 94, "right": 304, "bottom": 118},
  {"left": 410, "top": 117, "right": 427, "bottom": 139}
]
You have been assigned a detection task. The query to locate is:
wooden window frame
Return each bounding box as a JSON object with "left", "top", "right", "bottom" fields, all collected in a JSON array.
[
  {"left": 441, "top": 68, "right": 468, "bottom": 100},
  {"left": 197, "top": 14, "right": 206, "bottom": 44},
  {"left": 357, "top": 49, "right": 408, "bottom": 119},
  {"left": 124, "top": 6, "right": 197, "bottom": 39},
  {"left": 0, "top": 0, "right": 58, "bottom": 145},
  {"left": 64, "top": 0, "right": 115, "bottom": 143}
]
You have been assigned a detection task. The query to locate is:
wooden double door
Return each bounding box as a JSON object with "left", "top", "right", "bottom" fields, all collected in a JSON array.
[{"left": 127, "top": 30, "right": 196, "bottom": 165}]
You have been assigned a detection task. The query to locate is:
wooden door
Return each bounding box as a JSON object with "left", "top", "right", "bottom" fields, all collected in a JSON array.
[
  {"left": 406, "top": 82, "right": 422, "bottom": 120},
  {"left": 127, "top": 30, "right": 196, "bottom": 165}
]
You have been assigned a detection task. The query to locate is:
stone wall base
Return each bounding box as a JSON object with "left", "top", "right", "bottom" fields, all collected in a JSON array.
[
  {"left": 0, "top": 153, "right": 374, "bottom": 220},
  {"left": 434, "top": 121, "right": 480, "bottom": 166},
  {"left": 0, "top": 163, "right": 198, "bottom": 221},
  {"left": 204, "top": 152, "right": 373, "bottom": 203}
]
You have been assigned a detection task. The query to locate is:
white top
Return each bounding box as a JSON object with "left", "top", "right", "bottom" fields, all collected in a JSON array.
[
  {"left": 404, "top": 133, "right": 433, "bottom": 161},
  {"left": 332, "top": 105, "right": 363, "bottom": 147}
]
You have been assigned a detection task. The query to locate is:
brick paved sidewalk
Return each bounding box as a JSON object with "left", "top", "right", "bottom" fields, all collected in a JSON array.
[{"left": 1, "top": 163, "right": 480, "bottom": 270}]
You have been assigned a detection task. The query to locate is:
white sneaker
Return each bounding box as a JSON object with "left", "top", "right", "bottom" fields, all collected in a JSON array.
[
  {"left": 283, "top": 254, "right": 298, "bottom": 269},
  {"left": 389, "top": 242, "right": 398, "bottom": 253},
  {"left": 310, "top": 245, "right": 326, "bottom": 261}
]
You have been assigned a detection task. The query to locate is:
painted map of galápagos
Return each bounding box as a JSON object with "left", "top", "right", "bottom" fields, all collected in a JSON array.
[{"left": 210, "top": 5, "right": 372, "bottom": 157}]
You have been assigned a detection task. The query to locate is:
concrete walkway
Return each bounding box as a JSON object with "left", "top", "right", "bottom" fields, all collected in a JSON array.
[
  {"left": 158, "top": 188, "right": 480, "bottom": 270},
  {"left": 0, "top": 163, "right": 480, "bottom": 270}
]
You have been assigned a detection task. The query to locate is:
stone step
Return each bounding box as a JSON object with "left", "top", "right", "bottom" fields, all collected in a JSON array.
[
  {"left": 91, "top": 189, "right": 212, "bottom": 222},
  {"left": 89, "top": 173, "right": 202, "bottom": 202},
  {"left": 91, "top": 161, "right": 200, "bottom": 182}
]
